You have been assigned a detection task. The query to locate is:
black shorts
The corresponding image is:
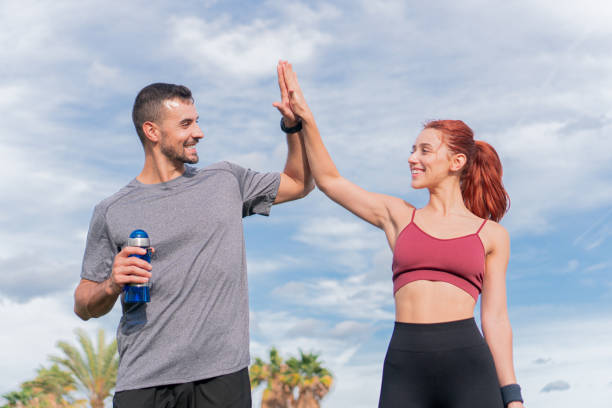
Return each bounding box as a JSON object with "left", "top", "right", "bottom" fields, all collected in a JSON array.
[
  {"left": 113, "top": 367, "right": 251, "bottom": 408},
  {"left": 378, "top": 318, "right": 504, "bottom": 408}
]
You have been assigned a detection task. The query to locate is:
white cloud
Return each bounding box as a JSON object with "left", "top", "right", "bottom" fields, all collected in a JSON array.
[
  {"left": 323, "top": 362, "right": 383, "bottom": 408},
  {"left": 250, "top": 305, "right": 612, "bottom": 408},
  {"left": 249, "top": 310, "right": 387, "bottom": 408},
  {"left": 269, "top": 1, "right": 612, "bottom": 238},
  {"left": 330, "top": 320, "right": 373, "bottom": 338},
  {"left": 512, "top": 311, "right": 612, "bottom": 408},
  {"left": 0, "top": 255, "right": 80, "bottom": 301},
  {"left": 0, "top": 293, "right": 120, "bottom": 396},
  {"left": 479, "top": 120, "right": 612, "bottom": 234},
  {"left": 224, "top": 151, "right": 272, "bottom": 173},
  {"left": 573, "top": 208, "right": 612, "bottom": 250},
  {"left": 200, "top": 0, "right": 219, "bottom": 7},
  {"left": 526, "top": 0, "right": 612, "bottom": 32},
  {"left": 250, "top": 308, "right": 612, "bottom": 408},
  {"left": 268, "top": 1, "right": 342, "bottom": 25},
  {"left": 293, "top": 216, "right": 384, "bottom": 252},
  {"left": 361, "top": 0, "right": 406, "bottom": 19},
  {"left": 0, "top": 141, "right": 117, "bottom": 301},
  {"left": 565, "top": 259, "right": 579, "bottom": 273},
  {"left": 273, "top": 276, "right": 393, "bottom": 321},
  {"left": 165, "top": 4, "right": 334, "bottom": 80},
  {"left": 1, "top": 2, "right": 612, "bottom": 407},
  {"left": 0, "top": 1, "right": 83, "bottom": 71},
  {"left": 584, "top": 262, "right": 611, "bottom": 273},
  {"left": 88, "top": 61, "right": 122, "bottom": 89},
  {"left": 251, "top": 311, "right": 360, "bottom": 360},
  {"left": 247, "top": 255, "right": 305, "bottom": 276}
]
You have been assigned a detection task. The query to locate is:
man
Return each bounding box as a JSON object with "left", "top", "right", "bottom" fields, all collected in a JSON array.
[{"left": 74, "top": 65, "right": 312, "bottom": 407}]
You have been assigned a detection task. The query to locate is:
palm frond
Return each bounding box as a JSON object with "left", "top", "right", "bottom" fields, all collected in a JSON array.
[
  {"left": 49, "top": 328, "right": 118, "bottom": 408},
  {"left": 76, "top": 328, "right": 98, "bottom": 381},
  {"left": 51, "top": 341, "right": 91, "bottom": 389}
]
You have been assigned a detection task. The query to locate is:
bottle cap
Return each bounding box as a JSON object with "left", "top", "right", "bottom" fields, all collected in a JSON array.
[
  {"left": 129, "top": 229, "right": 149, "bottom": 239},
  {"left": 127, "top": 229, "right": 150, "bottom": 247}
]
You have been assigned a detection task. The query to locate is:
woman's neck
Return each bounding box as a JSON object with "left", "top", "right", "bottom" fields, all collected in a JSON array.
[{"left": 425, "top": 178, "right": 469, "bottom": 216}]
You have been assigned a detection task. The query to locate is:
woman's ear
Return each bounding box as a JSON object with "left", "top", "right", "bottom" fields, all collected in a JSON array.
[{"left": 450, "top": 153, "right": 467, "bottom": 172}]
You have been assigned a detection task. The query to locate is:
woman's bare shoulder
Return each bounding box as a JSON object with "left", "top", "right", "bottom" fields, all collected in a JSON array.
[
  {"left": 385, "top": 196, "right": 415, "bottom": 217},
  {"left": 481, "top": 219, "right": 510, "bottom": 253}
]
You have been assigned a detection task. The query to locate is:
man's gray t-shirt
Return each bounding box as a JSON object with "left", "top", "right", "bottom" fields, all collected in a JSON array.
[{"left": 81, "top": 162, "right": 280, "bottom": 391}]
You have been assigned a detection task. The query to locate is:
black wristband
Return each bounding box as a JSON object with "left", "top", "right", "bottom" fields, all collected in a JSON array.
[
  {"left": 500, "top": 384, "right": 523, "bottom": 406},
  {"left": 280, "top": 118, "right": 302, "bottom": 133}
]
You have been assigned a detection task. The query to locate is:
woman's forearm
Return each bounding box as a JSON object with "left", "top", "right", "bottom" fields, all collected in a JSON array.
[
  {"left": 300, "top": 114, "right": 342, "bottom": 193},
  {"left": 482, "top": 316, "right": 518, "bottom": 386}
]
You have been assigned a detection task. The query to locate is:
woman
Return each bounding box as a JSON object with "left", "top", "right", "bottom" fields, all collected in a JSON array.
[{"left": 273, "top": 61, "right": 525, "bottom": 408}]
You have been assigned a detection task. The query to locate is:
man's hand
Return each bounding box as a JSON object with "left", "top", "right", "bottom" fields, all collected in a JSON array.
[
  {"left": 272, "top": 60, "right": 299, "bottom": 127},
  {"left": 74, "top": 246, "right": 154, "bottom": 320},
  {"left": 109, "top": 246, "right": 153, "bottom": 293}
]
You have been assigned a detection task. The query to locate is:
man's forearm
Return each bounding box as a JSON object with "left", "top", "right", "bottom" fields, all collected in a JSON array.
[
  {"left": 74, "top": 278, "right": 121, "bottom": 320},
  {"left": 281, "top": 131, "right": 313, "bottom": 196}
]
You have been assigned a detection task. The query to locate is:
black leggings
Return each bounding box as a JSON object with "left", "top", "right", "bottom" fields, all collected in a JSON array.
[{"left": 378, "top": 318, "right": 503, "bottom": 408}]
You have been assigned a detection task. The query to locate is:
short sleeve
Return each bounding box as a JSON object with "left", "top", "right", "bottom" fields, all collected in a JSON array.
[
  {"left": 224, "top": 161, "right": 281, "bottom": 217},
  {"left": 81, "top": 204, "right": 117, "bottom": 282}
]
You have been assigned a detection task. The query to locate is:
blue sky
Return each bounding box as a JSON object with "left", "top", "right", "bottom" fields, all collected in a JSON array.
[{"left": 1, "top": 0, "right": 611, "bottom": 406}]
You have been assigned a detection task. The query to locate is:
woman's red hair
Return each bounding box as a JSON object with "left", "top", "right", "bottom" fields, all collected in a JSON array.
[{"left": 424, "top": 120, "right": 509, "bottom": 222}]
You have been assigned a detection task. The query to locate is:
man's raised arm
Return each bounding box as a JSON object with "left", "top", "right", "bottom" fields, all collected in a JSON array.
[{"left": 272, "top": 60, "right": 314, "bottom": 204}]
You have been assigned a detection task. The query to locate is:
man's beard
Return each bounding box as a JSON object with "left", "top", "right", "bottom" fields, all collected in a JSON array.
[{"left": 160, "top": 139, "right": 199, "bottom": 164}]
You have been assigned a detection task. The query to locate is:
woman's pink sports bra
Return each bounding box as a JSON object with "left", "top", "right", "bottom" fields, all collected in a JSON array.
[{"left": 392, "top": 208, "right": 487, "bottom": 301}]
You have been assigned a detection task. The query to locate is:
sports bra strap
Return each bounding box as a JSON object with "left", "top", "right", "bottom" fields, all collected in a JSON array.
[
  {"left": 476, "top": 219, "right": 487, "bottom": 234},
  {"left": 410, "top": 207, "right": 417, "bottom": 223}
]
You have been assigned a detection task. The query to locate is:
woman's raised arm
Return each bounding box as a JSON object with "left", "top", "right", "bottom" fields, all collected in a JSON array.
[{"left": 278, "top": 61, "right": 410, "bottom": 237}]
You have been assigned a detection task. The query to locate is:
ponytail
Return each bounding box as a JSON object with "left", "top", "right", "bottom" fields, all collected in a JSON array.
[
  {"left": 461, "top": 140, "right": 509, "bottom": 222},
  {"left": 424, "top": 120, "right": 510, "bottom": 222}
]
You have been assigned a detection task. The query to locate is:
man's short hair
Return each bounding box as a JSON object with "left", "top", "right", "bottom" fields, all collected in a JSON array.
[{"left": 132, "top": 83, "right": 194, "bottom": 144}]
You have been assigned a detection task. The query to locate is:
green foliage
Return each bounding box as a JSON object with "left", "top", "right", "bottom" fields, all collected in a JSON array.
[
  {"left": 250, "top": 347, "right": 334, "bottom": 408},
  {"left": 23, "top": 364, "right": 77, "bottom": 399},
  {"left": 286, "top": 350, "right": 332, "bottom": 380},
  {"left": 2, "top": 385, "right": 36, "bottom": 407},
  {"left": 50, "top": 328, "right": 118, "bottom": 408},
  {"left": 1, "top": 364, "right": 85, "bottom": 408},
  {"left": 1, "top": 328, "right": 116, "bottom": 408}
]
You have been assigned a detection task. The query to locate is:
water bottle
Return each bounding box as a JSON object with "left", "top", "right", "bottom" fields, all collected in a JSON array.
[{"left": 124, "top": 229, "right": 152, "bottom": 303}]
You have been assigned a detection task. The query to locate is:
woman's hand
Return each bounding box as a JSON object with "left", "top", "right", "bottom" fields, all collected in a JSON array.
[{"left": 274, "top": 60, "right": 313, "bottom": 123}]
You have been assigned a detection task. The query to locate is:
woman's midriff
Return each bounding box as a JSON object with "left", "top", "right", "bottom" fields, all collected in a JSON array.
[{"left": 394, "top": 280, "right": 477, "bottom": 323}]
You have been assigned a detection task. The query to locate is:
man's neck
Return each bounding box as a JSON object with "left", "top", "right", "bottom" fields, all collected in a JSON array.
[{"left": 137, "top": 155, "right": 186, "bottom": 184}]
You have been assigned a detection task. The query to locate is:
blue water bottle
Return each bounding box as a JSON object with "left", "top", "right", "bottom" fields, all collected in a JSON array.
[{"left": 124, "top": 229, "right": 152, "bottom": 303}]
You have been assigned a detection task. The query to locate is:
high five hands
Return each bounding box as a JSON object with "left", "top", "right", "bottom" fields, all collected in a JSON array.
[{"left": 273, "top": 60, "right": 312, "bottom": 125}]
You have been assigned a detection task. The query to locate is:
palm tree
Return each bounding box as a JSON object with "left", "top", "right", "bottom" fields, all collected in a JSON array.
[
  {"left": 250, "top": 348, "right": 333, "bottom": 408},
  {"left": 286, "top": 351, "right": 333, "bottom": 408},
  {"left": 50, "top": 328, "right": 118, "bottom": 408},
  {"left": 2, "top": 386, "right": 36, "bottom": 407},
  {"left": 23, "top": 364, "right": 87, "bottom": 407},
  {"left": 2, "top": 364, "right": 86, "bottom": 407},
  {"left": 250, "top": 348, "right": 296, "bottom": 408}
]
